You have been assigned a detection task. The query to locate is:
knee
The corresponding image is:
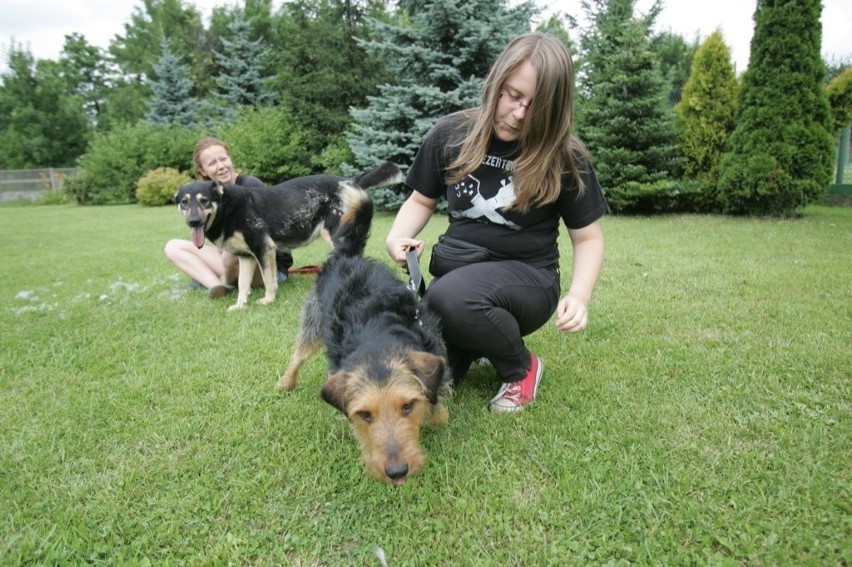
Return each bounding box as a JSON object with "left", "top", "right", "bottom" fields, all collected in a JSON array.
[{"left": 164, "top": 239, "right": 187, "bottom": 262}]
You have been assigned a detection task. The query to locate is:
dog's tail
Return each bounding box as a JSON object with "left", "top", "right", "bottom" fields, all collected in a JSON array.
[
  {"left": 332, "top": 181, "right": 374, "bottom": 257},
  {"left": 353, "top": 161, "right": 404, "bottom": 190}
]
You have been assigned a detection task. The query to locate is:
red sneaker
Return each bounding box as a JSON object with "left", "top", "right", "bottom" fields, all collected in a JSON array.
[{"left": 489, "top": 354, "right": 543, "bottom": 413}]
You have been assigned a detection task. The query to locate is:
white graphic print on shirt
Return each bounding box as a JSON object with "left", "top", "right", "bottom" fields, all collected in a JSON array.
[{"left": 449, "top": 156, "right": 521, "bottom": 230}]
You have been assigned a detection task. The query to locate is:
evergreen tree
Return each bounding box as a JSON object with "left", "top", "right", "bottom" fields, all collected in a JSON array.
[
  {"left": 578, "top": 0, "right": 679, "bottom": 213},
  {"left": 674, "top": 30, "right": 738, "bottom": 194},
  {"left": 717, "top": 0, "right": 834, "bottom": 215},
  {"left": 145, "top": 38, "right": 200, "bottom": 127},
  {"left": 347, "top": 0, "right": 537, "bottom": 180},
  {"left": 211, "top": 9, "right": 274, "bottom": 120},
  {"left": 652, "top": 30, "right": 699, "bottom": 105},
  {"left": 825, "top": 67, "right": 852, "bottom": 133},
  {"left": 270, "top": 0, "right": 390, "bottom": 162}
]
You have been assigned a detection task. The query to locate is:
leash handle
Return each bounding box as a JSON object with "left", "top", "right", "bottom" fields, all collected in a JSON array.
[{"left": 406, "top": 247, "right": 426, "bottom": 299}]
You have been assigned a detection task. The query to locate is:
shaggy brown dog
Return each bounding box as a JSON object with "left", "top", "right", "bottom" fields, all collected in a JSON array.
[{"left": 276, "top": 190, "right": 452, "bottom": 485}]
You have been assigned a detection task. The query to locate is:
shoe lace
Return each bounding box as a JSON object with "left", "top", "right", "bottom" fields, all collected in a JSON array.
[{"left": 500, "top": 380, "right": 523, "bottom": 402}]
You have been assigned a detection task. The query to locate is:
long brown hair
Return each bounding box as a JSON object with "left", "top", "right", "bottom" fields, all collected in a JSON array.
[{"left": 447, "top": 33, "right": 589, "bottom": 211}]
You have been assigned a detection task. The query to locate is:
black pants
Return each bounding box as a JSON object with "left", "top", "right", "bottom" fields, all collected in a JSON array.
[{"left": 425, "top": 261, "right": 560, "bottom": 384}]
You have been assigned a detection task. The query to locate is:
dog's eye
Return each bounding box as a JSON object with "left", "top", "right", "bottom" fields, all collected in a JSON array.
[
  {"left": 401, "top": 401, "right": 416, "bottom": 416},
  {"left": 356, "top": 410, "right": 373, "bottom": 424}
]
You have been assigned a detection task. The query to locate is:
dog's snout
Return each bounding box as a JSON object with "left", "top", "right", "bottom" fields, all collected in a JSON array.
[{"left": 385, "top": 462, "right": 409, "bottom": 482}]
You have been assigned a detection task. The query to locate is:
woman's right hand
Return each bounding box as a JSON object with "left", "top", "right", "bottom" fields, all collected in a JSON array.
[{"left": 386, "top": 237, "right": 424, "bottom": 268}]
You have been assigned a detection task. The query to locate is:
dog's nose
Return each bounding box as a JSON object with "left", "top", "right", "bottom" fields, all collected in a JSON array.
[{"left": 385, "top": 462, "right": 409, "bottom": 482}]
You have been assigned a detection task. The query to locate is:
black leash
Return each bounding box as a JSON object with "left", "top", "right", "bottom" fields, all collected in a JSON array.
[{"left": 406, "top": 247, "right": 426, "bottom": 299}]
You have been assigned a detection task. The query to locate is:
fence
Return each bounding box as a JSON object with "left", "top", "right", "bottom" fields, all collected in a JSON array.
[{"left": 0, "top": 168, "right": 80, "bottom": 203}]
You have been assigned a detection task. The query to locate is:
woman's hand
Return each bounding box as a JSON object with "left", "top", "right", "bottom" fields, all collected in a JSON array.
[
  {"left": 386, "top": 237, "right": 424, "bottom": 268},
  {"left": 385, "top": 191, "right": 438, "bottom": 268},
  {"left": 554, "top": 295, "right": 589, "bottom": 333}
]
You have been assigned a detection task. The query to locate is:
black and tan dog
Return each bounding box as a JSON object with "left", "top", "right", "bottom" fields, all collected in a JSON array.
[
  {"left": 275, "top": 190, "right": 452, "bottom": 485},
  {"left": 174, "top": 162, "right": 403, "bottom": 311}
]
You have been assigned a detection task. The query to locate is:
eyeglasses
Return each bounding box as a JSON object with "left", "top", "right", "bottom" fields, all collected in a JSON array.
[{"left": 500, "top": 90, "right": 531, "bottom": 111}]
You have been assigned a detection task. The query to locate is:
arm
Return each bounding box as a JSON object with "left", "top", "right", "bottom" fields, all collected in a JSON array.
[
  {"left": 385, "top": 190, "right": 440, "bottom": 267},
  {"left": 555, "top": 220, "right": 605, "bottom": 333}
]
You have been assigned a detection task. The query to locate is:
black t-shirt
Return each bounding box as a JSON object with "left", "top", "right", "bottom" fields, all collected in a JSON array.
[
  {"left": 406, "top": 114, "right": 609, "bottom": 270},
  {"left": 235, "top": 173, "right": 264, "bottom": 187}
]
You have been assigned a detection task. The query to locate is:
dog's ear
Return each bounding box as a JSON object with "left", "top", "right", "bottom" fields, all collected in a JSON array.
[
  {"left": 320, "top": 371, "right": 349, "bottom": 415},
  {"left": 214, "top": 182, "right": 225, "bottom": 196},
  {"left": 407, "top": 352, "right": 447, "bottom": 404}
]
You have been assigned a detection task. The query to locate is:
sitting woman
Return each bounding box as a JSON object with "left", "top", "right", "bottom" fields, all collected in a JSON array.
[{"left": 164, "top": 137, "right": 292, "bottom": 298}]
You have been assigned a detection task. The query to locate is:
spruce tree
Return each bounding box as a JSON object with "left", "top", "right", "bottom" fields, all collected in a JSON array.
[
  {"left": 717, "top": 0, "right": 834, "bottom": 215},
  {"left": 674, "top": 30, "right": 738, "bottom": 197},
  {"left": 346, "top": 0, "right": 537, "bottom": 183},
  {"left": 212, "top": 9, "right": 274, "bottom": 120},
  {"left": 145, "top": 38, "right": 200, "bottom": 128},
  {"left": 578, "top": 0, "right": 679, "bottom": 213}
]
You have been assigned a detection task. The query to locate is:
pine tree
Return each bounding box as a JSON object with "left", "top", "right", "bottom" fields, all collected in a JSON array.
[
  {"left": 270, "top": 0, "right": 390, "bottom": 161},
  {"left": 717, "top": 0, "right": 834, "bottom": 215},
  {"left": 346, "top": 0, "right": 537, "bottom": 182},
  {"left": 212, "top": 9, "right": 274, "bottom": 120},
  {"left": 578, "top": 0, "right": 679, "bottom": 213},
  {"left": 674, "top": 30, "right": 738, "bottom": 194},
  {"left": 145, "top": 38, "right": 200, "bottom": 127}
]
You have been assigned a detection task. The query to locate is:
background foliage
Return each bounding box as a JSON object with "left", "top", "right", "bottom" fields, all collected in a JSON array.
[
  {"left": 1, "top": 0, "right": 849, "bottom": 215},
  {"left": 717, "top": 0, "right": 835, "bottom": 215},
  {"left": 135, "top": 166, "right": 192, "bottom": 206}
]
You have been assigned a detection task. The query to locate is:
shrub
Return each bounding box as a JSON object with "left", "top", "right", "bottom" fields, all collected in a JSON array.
[
  {"left": 75, "top": 123, "right": 201, "bottom": 204},
  {"left": 39, "top": 188, "right": 72, "bottom": 205},
  {"left": 219, "top": 106, "right": 313, "bottom": 184},
  {"left": 61, "top": 172, "right": 95, "bottom": 205},
  {"left": 136, "top": 167, "right": 192, "bottom": 207}
]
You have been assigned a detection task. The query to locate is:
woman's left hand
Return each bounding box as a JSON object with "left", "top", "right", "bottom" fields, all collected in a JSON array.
[{"left": 555, "top": 295, "right": 588, "bottom": 333}]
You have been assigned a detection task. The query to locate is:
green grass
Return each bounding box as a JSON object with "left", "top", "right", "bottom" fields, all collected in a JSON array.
[{"left": 1, "top": 203, "right": 849, "bottom": 566}]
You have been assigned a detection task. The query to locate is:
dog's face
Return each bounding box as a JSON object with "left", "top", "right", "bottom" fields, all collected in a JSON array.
[
  {"left": 174, "top": 181, "right": 224, "bottom": 248},
  {"left": 320, "top": 351, "right": 447, "bottom": 486}
]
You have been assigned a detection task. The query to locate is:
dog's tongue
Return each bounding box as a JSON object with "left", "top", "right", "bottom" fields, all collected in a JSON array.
[{"left": 191, "top": 226, "right": 205, "bottom": 248}]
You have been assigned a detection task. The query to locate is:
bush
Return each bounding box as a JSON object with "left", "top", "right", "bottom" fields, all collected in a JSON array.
[
  {"left": 39, "top": 188, "right": 72, "bottom": 205},
  {"left": 219, "top": 106, "right": 313, "bottom": 184},
  {"left": 605, "top": 179, "right": 713, "bottom": 214},
  {"left": 75, "top": 123, "right": 202, "bottom": 204},
  {"left": 136, "top": 167, "right": 192, "bottom": 206},
  {"left": 61, "top": 173, "right": 95, "bottom": 205}
]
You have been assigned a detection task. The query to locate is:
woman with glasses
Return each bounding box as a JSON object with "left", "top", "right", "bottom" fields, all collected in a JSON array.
[{"left": 385, "top": 33, "right": 608, "bottom": 413}]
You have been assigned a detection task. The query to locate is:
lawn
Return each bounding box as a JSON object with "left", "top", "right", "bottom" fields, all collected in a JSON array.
[{"left": 0, "top": 203, "right": 849, "bottom": 566}]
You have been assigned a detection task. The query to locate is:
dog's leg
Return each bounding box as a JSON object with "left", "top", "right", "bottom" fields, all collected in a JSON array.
[
  {"left": 429, "top": 401, "right": 449, "bottom": 427},
  {"left": 228, "top": 256, "right": 256, "bottom": 311},
  {"left": 276, "top": 290, "right": 323, "bottom": 390},
  {"left": 256, "top": 244, "right": 278, "bottom": 306},
  {"left": 276, "top": 338, "right": 323, "bottom": 390}
]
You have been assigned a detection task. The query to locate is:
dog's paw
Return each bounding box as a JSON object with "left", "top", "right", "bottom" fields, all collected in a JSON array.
[
  {"left": 274, "top": 374, "right": 296, "bottom": 390},
  {"left": 227, "top": 302, "right": 247, "bottom": 311},
  {"left": 256, "top": 297, "right": 275, "bottom": 306}
]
